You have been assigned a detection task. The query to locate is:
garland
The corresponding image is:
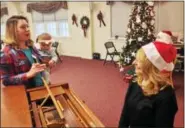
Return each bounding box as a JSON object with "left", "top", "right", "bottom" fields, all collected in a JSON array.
[{"left": 80, "top": 16, "right": 90, "bottom": 37}]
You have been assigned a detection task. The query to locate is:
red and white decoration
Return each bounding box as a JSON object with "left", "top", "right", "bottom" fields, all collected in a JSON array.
[
  {"left": 142, "top": 41, "right": 177, "bottom": 72},
  {"left": 156, "top": 30, "right": 173, "bottom": 44}
]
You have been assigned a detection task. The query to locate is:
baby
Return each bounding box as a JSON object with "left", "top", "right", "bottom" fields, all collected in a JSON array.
[{"left": 36, "top": 33, "right": 58, "bottom": 84}]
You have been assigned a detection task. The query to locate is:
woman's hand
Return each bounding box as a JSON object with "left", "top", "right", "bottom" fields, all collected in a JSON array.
[{"left": 26, "top": 63, "right": 46, "bottom": 78}]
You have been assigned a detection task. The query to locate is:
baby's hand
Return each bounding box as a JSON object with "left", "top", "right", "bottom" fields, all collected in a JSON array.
[{"left": 48, "top": 60, "right": 55, "bottom": 68}]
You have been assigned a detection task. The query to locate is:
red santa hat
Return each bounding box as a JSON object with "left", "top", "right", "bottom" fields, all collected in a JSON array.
[
  {"left": 142, "top": 41, "right": 177, "bottom": 72},
  {"left": 156, "top": 30, "right": 173, "bottom": 44}
]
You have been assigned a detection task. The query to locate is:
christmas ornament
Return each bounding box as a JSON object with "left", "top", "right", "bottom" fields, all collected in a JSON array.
[
  {"left": 150, "top": 11, "right": 154, "bottom": 16},
  {"left": 138, "top": 37, "right": 143, "bottom": 41},
  {"left": 72, "top": 14, "right": 78, "bottom": 27},
  {"left": 142, "top": 22, "right": 147, "bottom": 29},
  {"left": 127, "top": 28, "right": 131, "bottom": 33},
  {"left": 123, "top": 74, "right": 134, "bottom": 83},
  {"left": 125, "top": 57, "right": 131, "bottom": 63},
  {"left": 131, "top": 52, "right": 136, "bottom": 57},
  {"left": 80, "top": 16, "right": 90, "bottom": 37},
  {"left": 129, "top": 38, "right": 133, "bottom": 44},
  {"left": 137, "top": 6, "right": 141, "bottom": 12},
  {"left": 148, "top": 30, "right": 151, "bottom": 35},
  {"left": 97, "top": 11, "right": 106, "bottom": 27},
  {"left": 132, "top": 23, "right": 135, "bottom": 29},
  {"left": 136, "top": 15, "right": 141, "bottom": 23},
  {"left": 151, "top": 20, "right": 155, "bottom": 25}
]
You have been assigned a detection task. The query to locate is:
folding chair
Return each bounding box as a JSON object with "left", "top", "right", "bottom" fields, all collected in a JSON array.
[
  {"left": 103, "top": 41, "right": 121, "bottom": 67},
  {"left": 52, "top": 42, "right": 62, "bottom": 63}
]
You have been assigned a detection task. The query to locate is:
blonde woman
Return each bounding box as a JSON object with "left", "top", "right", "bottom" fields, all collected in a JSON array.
[
  {"left": 0, "top": 15, "right": 46, "bottom": 88},
  {"left": 119, "top": 31, "right": 178, "bottom": 128}
]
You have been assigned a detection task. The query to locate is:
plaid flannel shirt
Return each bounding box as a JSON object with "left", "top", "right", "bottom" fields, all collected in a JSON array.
[{"left": 0, "top": 45, "right": 42, "bottom": 88}]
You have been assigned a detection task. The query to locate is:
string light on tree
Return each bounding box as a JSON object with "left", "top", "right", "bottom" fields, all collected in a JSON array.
[
  {"left": 131, "top": 52, "right": 136, "bottom": 57},
  {"left": 148, "top": 29, "right": 151, "bottom": 35},
  {"left": 136, "top": 15, "right": 141, "bottom": 23},
  {"left": 138, "top": 37, "right": 143, "bottom": 41},
  {"left": 129, "top": 38, "right": 133, "bottom": 44},
  {"left": 151, "top": 20, "right": 155, "bottom": 25},
  {"left": 150, "top": 11, "right": 154, "bottom": 16},
  {"left": 125, "top": 57, "right": 131, "bottom": 64},
  {"left": 137, "top": 6, "right": 141, "bottom": 12},
  {"left": 142, "top": 22, "right": 147, "bottom": 29},
  {"left": 127, "top": 28, "right": 131, "bottom": 33}
]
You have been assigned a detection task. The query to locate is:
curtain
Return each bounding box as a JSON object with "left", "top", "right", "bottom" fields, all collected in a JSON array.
[
  {"left": 106, "top": 1, "right": 114, "bottom": 5},
  {"left": 106, "top": 1, "right": 133, "bottom": 5},
  {"left": 27, "top": 1, "right": 68, "bottom": 13}
]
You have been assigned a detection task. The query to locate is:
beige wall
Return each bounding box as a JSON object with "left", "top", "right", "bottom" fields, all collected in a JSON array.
[
  {"left": 158, "top": 2, "right": 184, "bottom": 33},
  {"left": 2, "top": 1, "right": 184, "bottom": 60}
]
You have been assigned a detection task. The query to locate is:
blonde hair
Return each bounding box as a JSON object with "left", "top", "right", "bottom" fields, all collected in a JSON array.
[
  {"left": 136, "top": 48, "right": 174, "bottom": 96},
  {"left": 4, "top": 15, "right": 30, "bottom": 48},
  {"left": 36, "top": 33, "right": 52, "bottom": 43}
]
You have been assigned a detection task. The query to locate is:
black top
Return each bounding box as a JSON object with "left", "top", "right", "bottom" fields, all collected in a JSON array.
[{"left": 119, "top": 82, "right": 178, "bottom": 128}]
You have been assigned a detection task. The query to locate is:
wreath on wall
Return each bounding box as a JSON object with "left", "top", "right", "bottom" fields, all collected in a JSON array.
[{"left": 80, "top": 16, "right": 90, "bottom": 37}]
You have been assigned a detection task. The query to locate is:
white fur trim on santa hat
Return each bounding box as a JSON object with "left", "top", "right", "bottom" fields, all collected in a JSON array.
[
  {"left": 142, "top": 43, "right": 174, "bottom": 71},
  {"left": 156, "top": 31, "right": 173, "bottom": 44}
]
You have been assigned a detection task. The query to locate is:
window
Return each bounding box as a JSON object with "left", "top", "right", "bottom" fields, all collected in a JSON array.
[
  {"left": 58, "top": 20, "right": 69, "bottom": 37},
  {"left": 1, "top": 15, "right": 8, "bottom": 39},
  {"left": 1, "top": 23, "right": 5, "bottom": 37},
  {"left": 110, "top": 2, "right": 131, "bottom": 38},
  {"left": 1, "top": 2, "right": 8, "bottom": 39},
  {"left": 32, "top": 8, "right": 69, "bottom": 38},
  {"left": 34, "top": 22, "right": 45, "bottom": 36}
]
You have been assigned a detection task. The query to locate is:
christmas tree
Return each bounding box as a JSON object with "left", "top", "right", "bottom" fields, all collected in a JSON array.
[{"left": 120, "top": 1, "right": 156, "bottom": 66}]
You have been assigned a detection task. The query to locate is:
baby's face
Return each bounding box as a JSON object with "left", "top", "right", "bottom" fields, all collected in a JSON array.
[{"left": 39, "top": 41, "right": 52, "bottom": 51}]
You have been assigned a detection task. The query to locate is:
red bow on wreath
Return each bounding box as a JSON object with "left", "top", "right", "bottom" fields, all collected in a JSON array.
[
  {"left": 97, "top": 11, "right": 106, "bottom": 27},
  {"left": 72, "top": 14, "right": 78, "bottom": 27}
]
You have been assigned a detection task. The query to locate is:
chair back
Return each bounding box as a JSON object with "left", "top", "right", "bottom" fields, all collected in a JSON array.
[
  {"left": 104, "top": 41, "right": 117, "bottom": 53},
  {"left": 51, "top": 41, "right": 63, "bottom": 63},
  {"left": 104, "top": 41, "right": 114, "bottom": 48},
  {"left": 52, "top": 42, "right": 59, "bottom": 49}
]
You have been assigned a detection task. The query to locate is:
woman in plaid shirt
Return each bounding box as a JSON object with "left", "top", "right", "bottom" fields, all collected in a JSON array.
[{"left": 0, "top": 15, "right": 47, "bottom": 89}]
